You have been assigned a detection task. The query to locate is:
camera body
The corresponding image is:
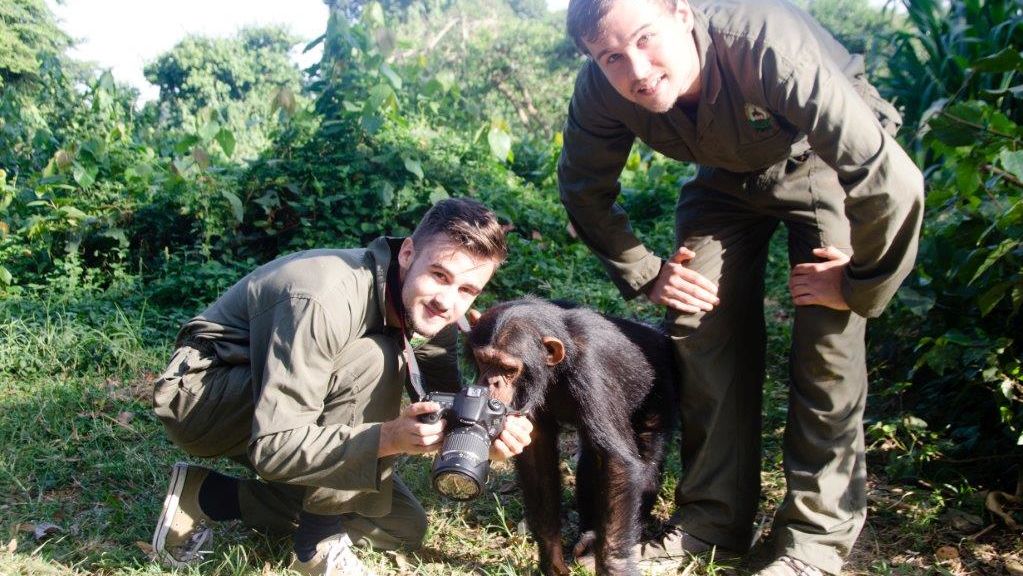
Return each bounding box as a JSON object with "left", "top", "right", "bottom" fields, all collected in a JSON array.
[{"left": 419, "top": 385, "right": 507, "bottom": 500}]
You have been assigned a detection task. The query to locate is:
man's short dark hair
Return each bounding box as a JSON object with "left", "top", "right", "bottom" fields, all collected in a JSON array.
[
  {"left": 567, "top": 0, "right": 678, "bottom": 55},
  {"left": 411, "top": 198, "right": 508, "bottom": 264}
]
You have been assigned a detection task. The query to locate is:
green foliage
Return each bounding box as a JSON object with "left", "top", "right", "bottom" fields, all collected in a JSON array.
[
  {"left": 0, "top": 0, "right": 84, "bottom": 175},
  {"left": 881, "top": 0, "right": 1023, "bottom": 139},
  {"left": 874, "top": 0, "right": 1023, "bottom": 470},
  {"left": 143, "top": 26, "right": 306, "bottom": 161},
  {"left": 797, "top": 0, "right": 899, "bottom": 76},
  {"left": 0, "top": 0, "right": 70, "bottom": 87}
]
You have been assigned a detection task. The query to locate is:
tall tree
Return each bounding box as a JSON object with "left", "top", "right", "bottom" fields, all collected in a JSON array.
[{"left": 144, "top": 26, "right": 305, "bottom": 161}]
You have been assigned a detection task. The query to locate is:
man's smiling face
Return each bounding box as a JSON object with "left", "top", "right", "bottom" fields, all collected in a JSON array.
[
  {"left": 398, "top": 238, "right": 496, "bottom": 338},
  {"left": 584, "top": 0, "right": 702, "bottom": 113}
]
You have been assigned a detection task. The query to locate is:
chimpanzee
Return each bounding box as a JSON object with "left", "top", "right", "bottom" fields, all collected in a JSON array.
[{"left": 466, "top": 298, "right": 678, "bottom": 576}]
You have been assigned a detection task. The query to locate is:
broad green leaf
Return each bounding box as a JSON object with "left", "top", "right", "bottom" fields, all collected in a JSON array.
[
  {"left": 998, "top": 150, "right": 1023, "bottom": 181},
  {"left": 381, "top": 63, "right": 402, "bottom": 90},
  {"left": 379, "top": 181, "right": 395, "bottom": 205},
  {"left": 978, "top": 281, "right": 1011, "bottom": 317},
  {"left": 429, "top": 185, "right": 449, "bottom": 204},
  {"left": 984, "top": 85, "right": 1023, "bottom": 98},
  {"left": 488, "top": 125, "right": 512, "bottom": 162},
  {"left": 971, "top": 48, "right": 1023, "bottom": 72},
  {"left": 365, "top": 2, "right": 385, "bottom": 26},
  {"left": 172, "top": 158, "right": 190, "bottom": 176},
  {"left": 969, "top": 238, "right": 1018, "bottom": 285},
  {"left": 902, "top": 415, "right": 928, "bottom": 430},
  {"left": 366, "top": 83, "right": 394, "bottom": 114},
  {"left": 0, "top": 266, "right": 11, "bottom": 286},
  {"left": 174, "top": 135, "right": 201, "bottom": 156},
  {"left": 72, "top": 163, "right": 96, "bottom": 188},
  {"left": 403, "top": 157, "right": 424, "bottom": 180},
  {"left": 942, "top": 330, "right": 974, "bottom": 346},
  {"left": 216, "top": 128, "right": 236, "bottom": 158},
  {"left": 435, "top": 71, "right": 455, "bottom": 93},
  {"left": 221, "top": 190, "right": 244, "bottom": 223},
  {"left": 200, "top": 121, "right": 220, "bottom": 142},
  {"left": 897, "top": 286, "right": 936, "bottom": 317},
  {"left": 60, "top": 205, "right": 89, "bottom": 220}
]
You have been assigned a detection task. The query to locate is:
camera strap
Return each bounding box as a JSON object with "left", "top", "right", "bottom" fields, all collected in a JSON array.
[{"left": 386, "top": 263, "right": 428, "bottom": 403}]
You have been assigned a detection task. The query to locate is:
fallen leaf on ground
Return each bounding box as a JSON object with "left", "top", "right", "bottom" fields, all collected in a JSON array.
[
  {"left": 136, "top": 541, "right": 155, "bottom": 558},
  {"left": 116, "top": 411, "right": 134, "bottom": 426},
  {"left": 935, "top": 545, "right": 959, "bottom": 561},
  {"left": 6, "top": 538, "right": 16, "bottom": 553},
  {"left": 1006, "top": 558, "right": 1023, "bottom": 575}
]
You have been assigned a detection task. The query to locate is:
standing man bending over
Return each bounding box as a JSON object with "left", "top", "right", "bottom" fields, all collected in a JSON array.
[
  {"left": 558, "top": 0, "right": 924, "bottom": 574},
  {"left": 150, "top": 198, "right": 533, "bottom": 576}
]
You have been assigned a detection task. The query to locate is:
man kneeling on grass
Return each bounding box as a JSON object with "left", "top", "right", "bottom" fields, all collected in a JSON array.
[{"left": 149, "top": 197, "right": 533, "bottom": 576}]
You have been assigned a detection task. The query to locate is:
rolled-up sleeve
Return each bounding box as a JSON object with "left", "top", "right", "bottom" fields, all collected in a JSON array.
[
  {"left": 248, "top": 296, "right": 384, "bottom": 492},
  {"left": 762, "top": 49, "right": 925, "bottom": 317},
  {"left": 558, "top": 70, "right": 664, "bottom": 299}
]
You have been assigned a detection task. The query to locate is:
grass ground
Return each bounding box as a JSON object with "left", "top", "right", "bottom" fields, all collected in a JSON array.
[{"left": 1, "top": 234, "right": 1020, "bottom": 575}]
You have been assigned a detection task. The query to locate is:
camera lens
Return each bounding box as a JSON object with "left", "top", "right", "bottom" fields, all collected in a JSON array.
[
  {"left": 430, "top": 425, "right": 491, "bottom": 501},
  {"left": 434, "top": 470, "right": 482, "bottom": 501}
]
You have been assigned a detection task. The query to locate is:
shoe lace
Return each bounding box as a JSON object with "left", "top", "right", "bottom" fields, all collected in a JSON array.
[
  {"left": 779, "top": 556, "right": 823, "bottom": 576},
  {"left": 324, "top": 536, "right": 373, "bottom": 576},
  {"left": 171, "top": 524, "right": 211, "bottom": 561}
]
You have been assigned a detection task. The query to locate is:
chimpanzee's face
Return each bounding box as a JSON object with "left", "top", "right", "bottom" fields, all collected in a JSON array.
[
  {"left": 467, "top": 305, "right": 566, "bottom": 412},
  {"left": 471, "top": 341, "right": 525, "bottom": 408}
]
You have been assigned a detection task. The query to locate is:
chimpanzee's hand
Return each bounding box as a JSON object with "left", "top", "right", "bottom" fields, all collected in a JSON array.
[
  {"left": 378, "top": 401, "right": 446, "bottom": 457},
  {"left": 489, "top": 414, "right": 533, "bottom": 461},
  {"left": 789, "top": 246, "right": 850, "bottom": 310},
  {"left": 645, "top": 247, "right": 719, "bottom": 314}
]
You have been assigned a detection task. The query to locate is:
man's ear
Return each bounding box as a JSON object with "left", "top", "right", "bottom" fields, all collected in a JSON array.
[
  {"left": 674, "top": 0, "right": 695, "bottom": 32},
  {"left": 541, "top": 337, "right": 565, "bottom": 366},
  {"left": 397, "top": 237, "right": 415, "bottom": 270}
]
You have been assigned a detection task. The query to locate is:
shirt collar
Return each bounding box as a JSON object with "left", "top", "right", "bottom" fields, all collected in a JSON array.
[{"left": 692, "top": 8, "right": 721, "bottom": 106}]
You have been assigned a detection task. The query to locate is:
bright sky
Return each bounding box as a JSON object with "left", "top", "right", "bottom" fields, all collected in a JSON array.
[{"left": 48, "top": 0, "right": 571, "bottom": 103}]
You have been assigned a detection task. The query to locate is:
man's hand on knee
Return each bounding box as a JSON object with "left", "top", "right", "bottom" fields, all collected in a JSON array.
[
  {"left": 646, "top": 247, "right": 720, "bottom": 314},
  {"left": 378, "top": 402, "right": 446, "bottom": 457},
  {"left": 789, "top": 246, "right": 850, "bottom": 311}
]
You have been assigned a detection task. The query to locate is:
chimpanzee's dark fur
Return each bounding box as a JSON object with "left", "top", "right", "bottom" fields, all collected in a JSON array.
[{"left": 466, "top": 298, "right": 678, "bottom": 576}]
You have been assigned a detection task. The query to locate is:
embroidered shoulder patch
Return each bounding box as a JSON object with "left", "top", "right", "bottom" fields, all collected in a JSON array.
[{"left": 744, "top": 103, "right": 774, "bottom": 132}]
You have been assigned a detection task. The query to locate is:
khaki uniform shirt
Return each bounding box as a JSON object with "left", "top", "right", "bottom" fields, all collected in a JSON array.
[
  {"left": 175, "top": 237, "right": 458, "bottom": 494},
  {"left": 558, "top": 0, "right": 924, "bottom": 318}
]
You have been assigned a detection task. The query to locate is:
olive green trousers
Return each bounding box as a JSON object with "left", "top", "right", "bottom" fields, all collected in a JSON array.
[
  {"left": 670, "top": 153, "right": 869, "bottom": 575},
  {"left": 153, "top": 334, "right": 427, "bottom": 550}
]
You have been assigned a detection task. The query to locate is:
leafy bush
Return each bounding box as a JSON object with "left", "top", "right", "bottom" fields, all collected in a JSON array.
[{"left": 872, "top": 0, "right": 1022, "bottom": 477}]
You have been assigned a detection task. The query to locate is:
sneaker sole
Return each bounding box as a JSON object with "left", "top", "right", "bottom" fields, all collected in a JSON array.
[{"left": 151, "top": 462, "right": 210, "bottom": 567}]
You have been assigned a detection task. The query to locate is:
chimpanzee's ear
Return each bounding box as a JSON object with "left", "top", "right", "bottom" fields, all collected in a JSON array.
[
  {"left": 541, "top": 337, "right": 565, "bottom": 366},
  {"left": 457, "top": 309, "right": 480, "bottom": 333}
]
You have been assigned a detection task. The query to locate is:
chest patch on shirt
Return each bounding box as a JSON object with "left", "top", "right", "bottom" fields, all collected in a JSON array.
[{"left": 744, "top": 104, "right": 774, "bottom": 132}]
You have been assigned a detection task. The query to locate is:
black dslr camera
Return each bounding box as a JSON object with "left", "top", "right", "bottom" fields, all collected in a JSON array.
[{"left": 418, "top": 385, "right": 507, "bottom": 501}]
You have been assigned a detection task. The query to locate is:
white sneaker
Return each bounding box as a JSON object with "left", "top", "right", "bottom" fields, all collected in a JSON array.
[
  {"left": 151, "top": 463, "right": 213, "bottom": 567},
  {"left": 754, "top": 555, "right": 825, "bottom": 576},
  {"left": 290, "top": 533, "right": 378, "bottom": 576}
]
